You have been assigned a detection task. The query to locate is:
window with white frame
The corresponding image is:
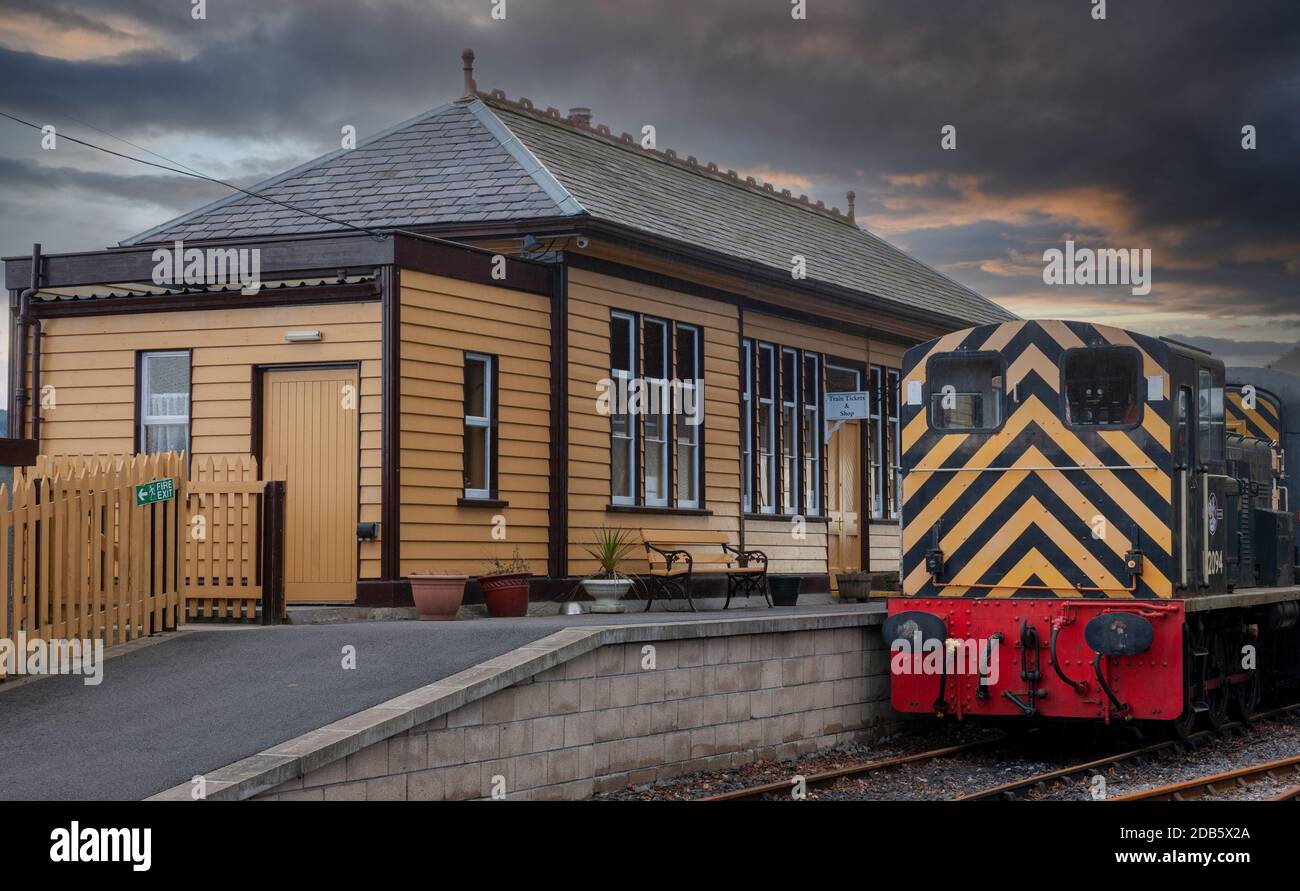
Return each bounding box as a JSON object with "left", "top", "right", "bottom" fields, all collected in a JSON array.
[
  {"left": 608, "top": 311, "right": 703, "bottom": 509},
  {"left": 741, "top": 340, "right": 753, "bottom": 513},
  {"left": 865, "top": 364, "right": 902, "bottom": 520},
  {"left": 674, "top": 323, "right": 701, "bottom": 509},
  {"left": 743, "top": 338, "right": 823, "bottom": 517},
  {"left": 780, "top": 347, "right": 799, "bottom": 515},
  {"left": 803, "top": 353, "right": 821, "bottom": 515},
  {"left": 610, "top": 312, "right": 638, "bottom": 506},
  {"left": 643, "top": 318, "right": 670, "bottom": 507},
  {"left": 757, "top": 342, "right": 777, "bottom": 514},
  {"left": 139, "top": 351, "right": 190, "bottom": 454},
  {"left": 463, "top": 352, "right": 494, "bottom": 500}
]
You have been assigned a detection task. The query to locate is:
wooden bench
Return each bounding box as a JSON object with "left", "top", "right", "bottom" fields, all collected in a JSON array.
[{"left": 639, "top": 529, "right": 770, "bottom": 611}]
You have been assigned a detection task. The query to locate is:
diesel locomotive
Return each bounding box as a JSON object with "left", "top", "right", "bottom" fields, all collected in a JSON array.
[{"left": 883, "top": 319, "right": 1300, "bottom": 735}]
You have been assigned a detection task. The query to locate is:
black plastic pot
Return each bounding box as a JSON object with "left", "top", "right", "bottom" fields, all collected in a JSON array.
[{"left": 768, "top": 575, "right": 801, "bottom": 607}]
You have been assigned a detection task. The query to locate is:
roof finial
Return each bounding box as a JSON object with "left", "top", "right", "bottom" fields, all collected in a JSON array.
[
  {"left": 461, "top": 48, "right": 477, "bottom": 96},
  {"left": 846, "top": 190, "right": 856, "bottom": 223}
]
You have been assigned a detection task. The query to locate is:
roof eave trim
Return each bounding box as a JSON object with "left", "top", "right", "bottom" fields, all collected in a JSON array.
[{"left": 465, "top": 98, "right": 585, "bottom": 217}]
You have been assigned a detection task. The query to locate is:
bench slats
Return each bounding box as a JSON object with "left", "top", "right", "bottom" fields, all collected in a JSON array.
[{"left": 640, "top": 528, "right": 733, "bottom": 546}]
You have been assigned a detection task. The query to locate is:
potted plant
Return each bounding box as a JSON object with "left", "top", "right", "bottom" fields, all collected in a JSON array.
[
  {"left": 835, "top": 571, "right": 871, "bottom": 602},
  {"left": 581, "top": 526, "right": 638, "bottom": 613},
  {"left": 480, "top": 548, "right": 531, "bottom": 617},
  {"left": 408, "top": 572, "right": 467, "bottom": 621}
]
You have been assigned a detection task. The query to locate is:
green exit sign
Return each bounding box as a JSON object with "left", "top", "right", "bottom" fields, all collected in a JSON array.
[{"left": 135, "top": 478, "right": 176, "bottom": 506}]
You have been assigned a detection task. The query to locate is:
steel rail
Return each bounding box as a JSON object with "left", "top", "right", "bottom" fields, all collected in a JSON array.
[
  {"left": 698, "top": 736, "right": 1003, "bottom": 802},
  {"left": 1111, "top": 753, "right": 1300, "bottom": 801},
  {"left": 955, "top": 701, "right": 1300, "bottom": 801}
]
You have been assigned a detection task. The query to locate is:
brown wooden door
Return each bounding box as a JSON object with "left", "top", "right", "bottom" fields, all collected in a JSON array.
[
  {"left": 827, "top": 421, "right": 862, "bottom": 583},
  {"left": 262, "top": 367, "right": 359, "bottom": 602}
]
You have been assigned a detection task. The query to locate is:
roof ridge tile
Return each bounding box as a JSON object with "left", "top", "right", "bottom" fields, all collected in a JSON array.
[{"left": 476, "top": 87, "right": 854, "bottom": 225}]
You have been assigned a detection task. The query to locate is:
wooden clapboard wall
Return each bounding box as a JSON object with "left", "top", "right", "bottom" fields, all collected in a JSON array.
[
  {"left": 398, "top": 270, "right": 551, "bottom": 577},
  {"left": 565, "top": 267, "right": 742, "bottom": 577},
  {"left": 25, "top": 303, "right": 384, "bottom": 581}
]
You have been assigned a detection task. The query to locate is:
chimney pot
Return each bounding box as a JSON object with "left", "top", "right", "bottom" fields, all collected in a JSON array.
[
  {"left": 461, "top": 49, "right": 477, "bottom": 96},
  {"left": 568, "top": 107, "right": 593, "bottom": 127},
  {"left": 846, "top": 190, "right": 856, "bottom": 223}
]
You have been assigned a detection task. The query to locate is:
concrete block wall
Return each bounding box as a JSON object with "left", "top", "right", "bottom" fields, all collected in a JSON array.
[{"left": 253, "top": 624, "right": 893, "bottom": 801}]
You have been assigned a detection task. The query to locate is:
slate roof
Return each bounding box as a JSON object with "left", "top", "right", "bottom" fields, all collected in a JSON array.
[{"left": 125, "top": 93, "right": 1013, "bottom": 327}]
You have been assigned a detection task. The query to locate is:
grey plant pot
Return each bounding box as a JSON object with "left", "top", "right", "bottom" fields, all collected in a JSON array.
[{"left": 581, "top": 578, "right": 633, "bottom": 613}]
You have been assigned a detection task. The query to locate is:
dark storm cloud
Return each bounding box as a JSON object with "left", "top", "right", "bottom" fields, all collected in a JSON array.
[{"left": 0, "top": 0, "right": 1297, "bottom": 331}]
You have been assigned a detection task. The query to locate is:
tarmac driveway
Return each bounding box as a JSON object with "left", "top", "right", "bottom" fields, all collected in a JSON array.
[{"left": 0, "top": 605, "right": 859, "bottom": 800}]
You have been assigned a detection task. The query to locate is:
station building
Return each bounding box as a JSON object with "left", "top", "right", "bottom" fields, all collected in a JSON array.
[{"left": 5, "top": 56, "right": 1013, "bottom": 607}]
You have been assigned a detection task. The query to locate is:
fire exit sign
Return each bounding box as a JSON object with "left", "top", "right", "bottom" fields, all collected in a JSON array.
[{"left": 135, "top": 478, "right": 176, "bottom": 506}]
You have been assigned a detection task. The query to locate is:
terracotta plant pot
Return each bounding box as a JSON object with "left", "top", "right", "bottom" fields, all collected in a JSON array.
[
  {"left": 480, "top": 572, "right": 530, "bottom": 617},
  {"left": 409, "top": 574, "right": 466, "bottom": 621}
]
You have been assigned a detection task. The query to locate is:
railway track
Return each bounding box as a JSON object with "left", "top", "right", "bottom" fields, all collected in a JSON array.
[
  {"left": 957, "top": 702, "right": 1300, "bottom": 802},
  {"left": 698, "top": 702, "right": 1300, "bottom": 802},
  {"left": 697, "top": 737, "right": 1004, "bottom": 801},
  {"left": 1109, "top": 753, "right": 1300, "bottom": 801}
]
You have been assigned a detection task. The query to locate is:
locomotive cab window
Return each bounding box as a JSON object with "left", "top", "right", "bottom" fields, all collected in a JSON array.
[
  {"left": 1063, "top": 347, "right": 1141, "bottom": 427},
  {"left": 928, "top": 355, "right": 1002, "bottom": 430}
]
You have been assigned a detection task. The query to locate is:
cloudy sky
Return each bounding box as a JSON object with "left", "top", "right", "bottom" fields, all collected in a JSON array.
[{"left": 1, "top": 0, "right": 1297, "bottom": 395}]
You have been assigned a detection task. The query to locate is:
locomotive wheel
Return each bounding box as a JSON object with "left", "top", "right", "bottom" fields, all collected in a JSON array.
[
  {"left": 1169, "top": 701, "right": 1197, "bottom": 740},
  {"left": 1203, "top": 633, "right": 1231, "bottom": 730},
  {"left": 1230, "top": 641, "right": 1262, "bottom": 722}
]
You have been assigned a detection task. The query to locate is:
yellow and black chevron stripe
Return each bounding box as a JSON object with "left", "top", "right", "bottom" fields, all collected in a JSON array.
[
  {"left": 901, "top": 319, "right": 1174, "bottom": 600},
  {"left": 1226, "top": 384, "right": 1282, "bottom": 443}
]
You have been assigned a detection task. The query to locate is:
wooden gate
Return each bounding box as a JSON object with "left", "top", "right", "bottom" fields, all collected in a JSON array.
[{"left": 184, "top": 456, "right": 279, "bottom": 622}]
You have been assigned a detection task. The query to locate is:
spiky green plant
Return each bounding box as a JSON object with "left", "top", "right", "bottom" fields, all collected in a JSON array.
[{"left": 584, "top": 526, "right": 638, "bottom": 580}]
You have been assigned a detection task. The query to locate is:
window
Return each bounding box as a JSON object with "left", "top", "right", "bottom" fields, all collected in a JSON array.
[
  {"left": 742, "top": 341, "right": 753, "bottom": 513},
  {"left": 463, "top": 353, "right": 495, "bottom": 500},
  {"left": 1063, "top": 347, "right": 1141, "bottom": 427},
  {"left": 610, "top": 312, "right": 637, "bottom": 505},
  {"left": 139, "top": 351, "right": 190, "bottom": 454},
  {"left": 885, "top": 368, "right": 900, "bottom": 519},
  {"left": 674, "top": 324, "right": 701, "bottom": 509},
  {"left": 757, "top": 343, "right": 777, "bottom": 514},
  {"left": 869, "top": 365, "right": 882, "bottom": 516},
  {"left": 743, "top": 339, "right": 823, "bottom": 517},
  {"left": 928, "top": 355, "right": 1003, "bottom": 430},
  {"left": 780, "top": 348, "right": 799, "bottom": 515},
  {"left": 803, "top": 354, "right": 821, "bottom": 515},
  {"left": 607, "top": 311, "right": 703, "bottom": 509},
  {"left": 644, "top": 319, "right": 670, "bottom": 506},
  {"left": 1199, "top": 366, "right": 1224, "bottom": 463}
]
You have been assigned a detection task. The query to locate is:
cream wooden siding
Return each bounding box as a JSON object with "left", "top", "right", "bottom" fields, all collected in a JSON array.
[
  {"left": 398, "top": 270, "right": 550, "bottom": 577},
  {"left": 566, "top": 268, "right": 741, "bottom": 576},
  {"left": 29, "top": 302, "right": 383, "bottom": 580},
  {"left": 869, "top": 523, "right": 902, "bottom": 574}
]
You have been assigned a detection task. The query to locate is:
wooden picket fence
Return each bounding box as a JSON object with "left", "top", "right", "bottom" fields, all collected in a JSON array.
[
  {"left": 2, "top": 453, "right": 186, "bottom": 655},
  {"left": 1, "top": 453, "right": 283, "bottom": 664},
  {"left": 184, "top": 456, "right": 265, "bottom": 621}
]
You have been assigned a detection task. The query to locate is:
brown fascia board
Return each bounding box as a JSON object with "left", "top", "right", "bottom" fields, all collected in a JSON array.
[
  {"left": 3, "top": 231, "right": 554, "bottom": 296},
  {"left": 400, "top": 216, "right": 993, "bottom": 335}
]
